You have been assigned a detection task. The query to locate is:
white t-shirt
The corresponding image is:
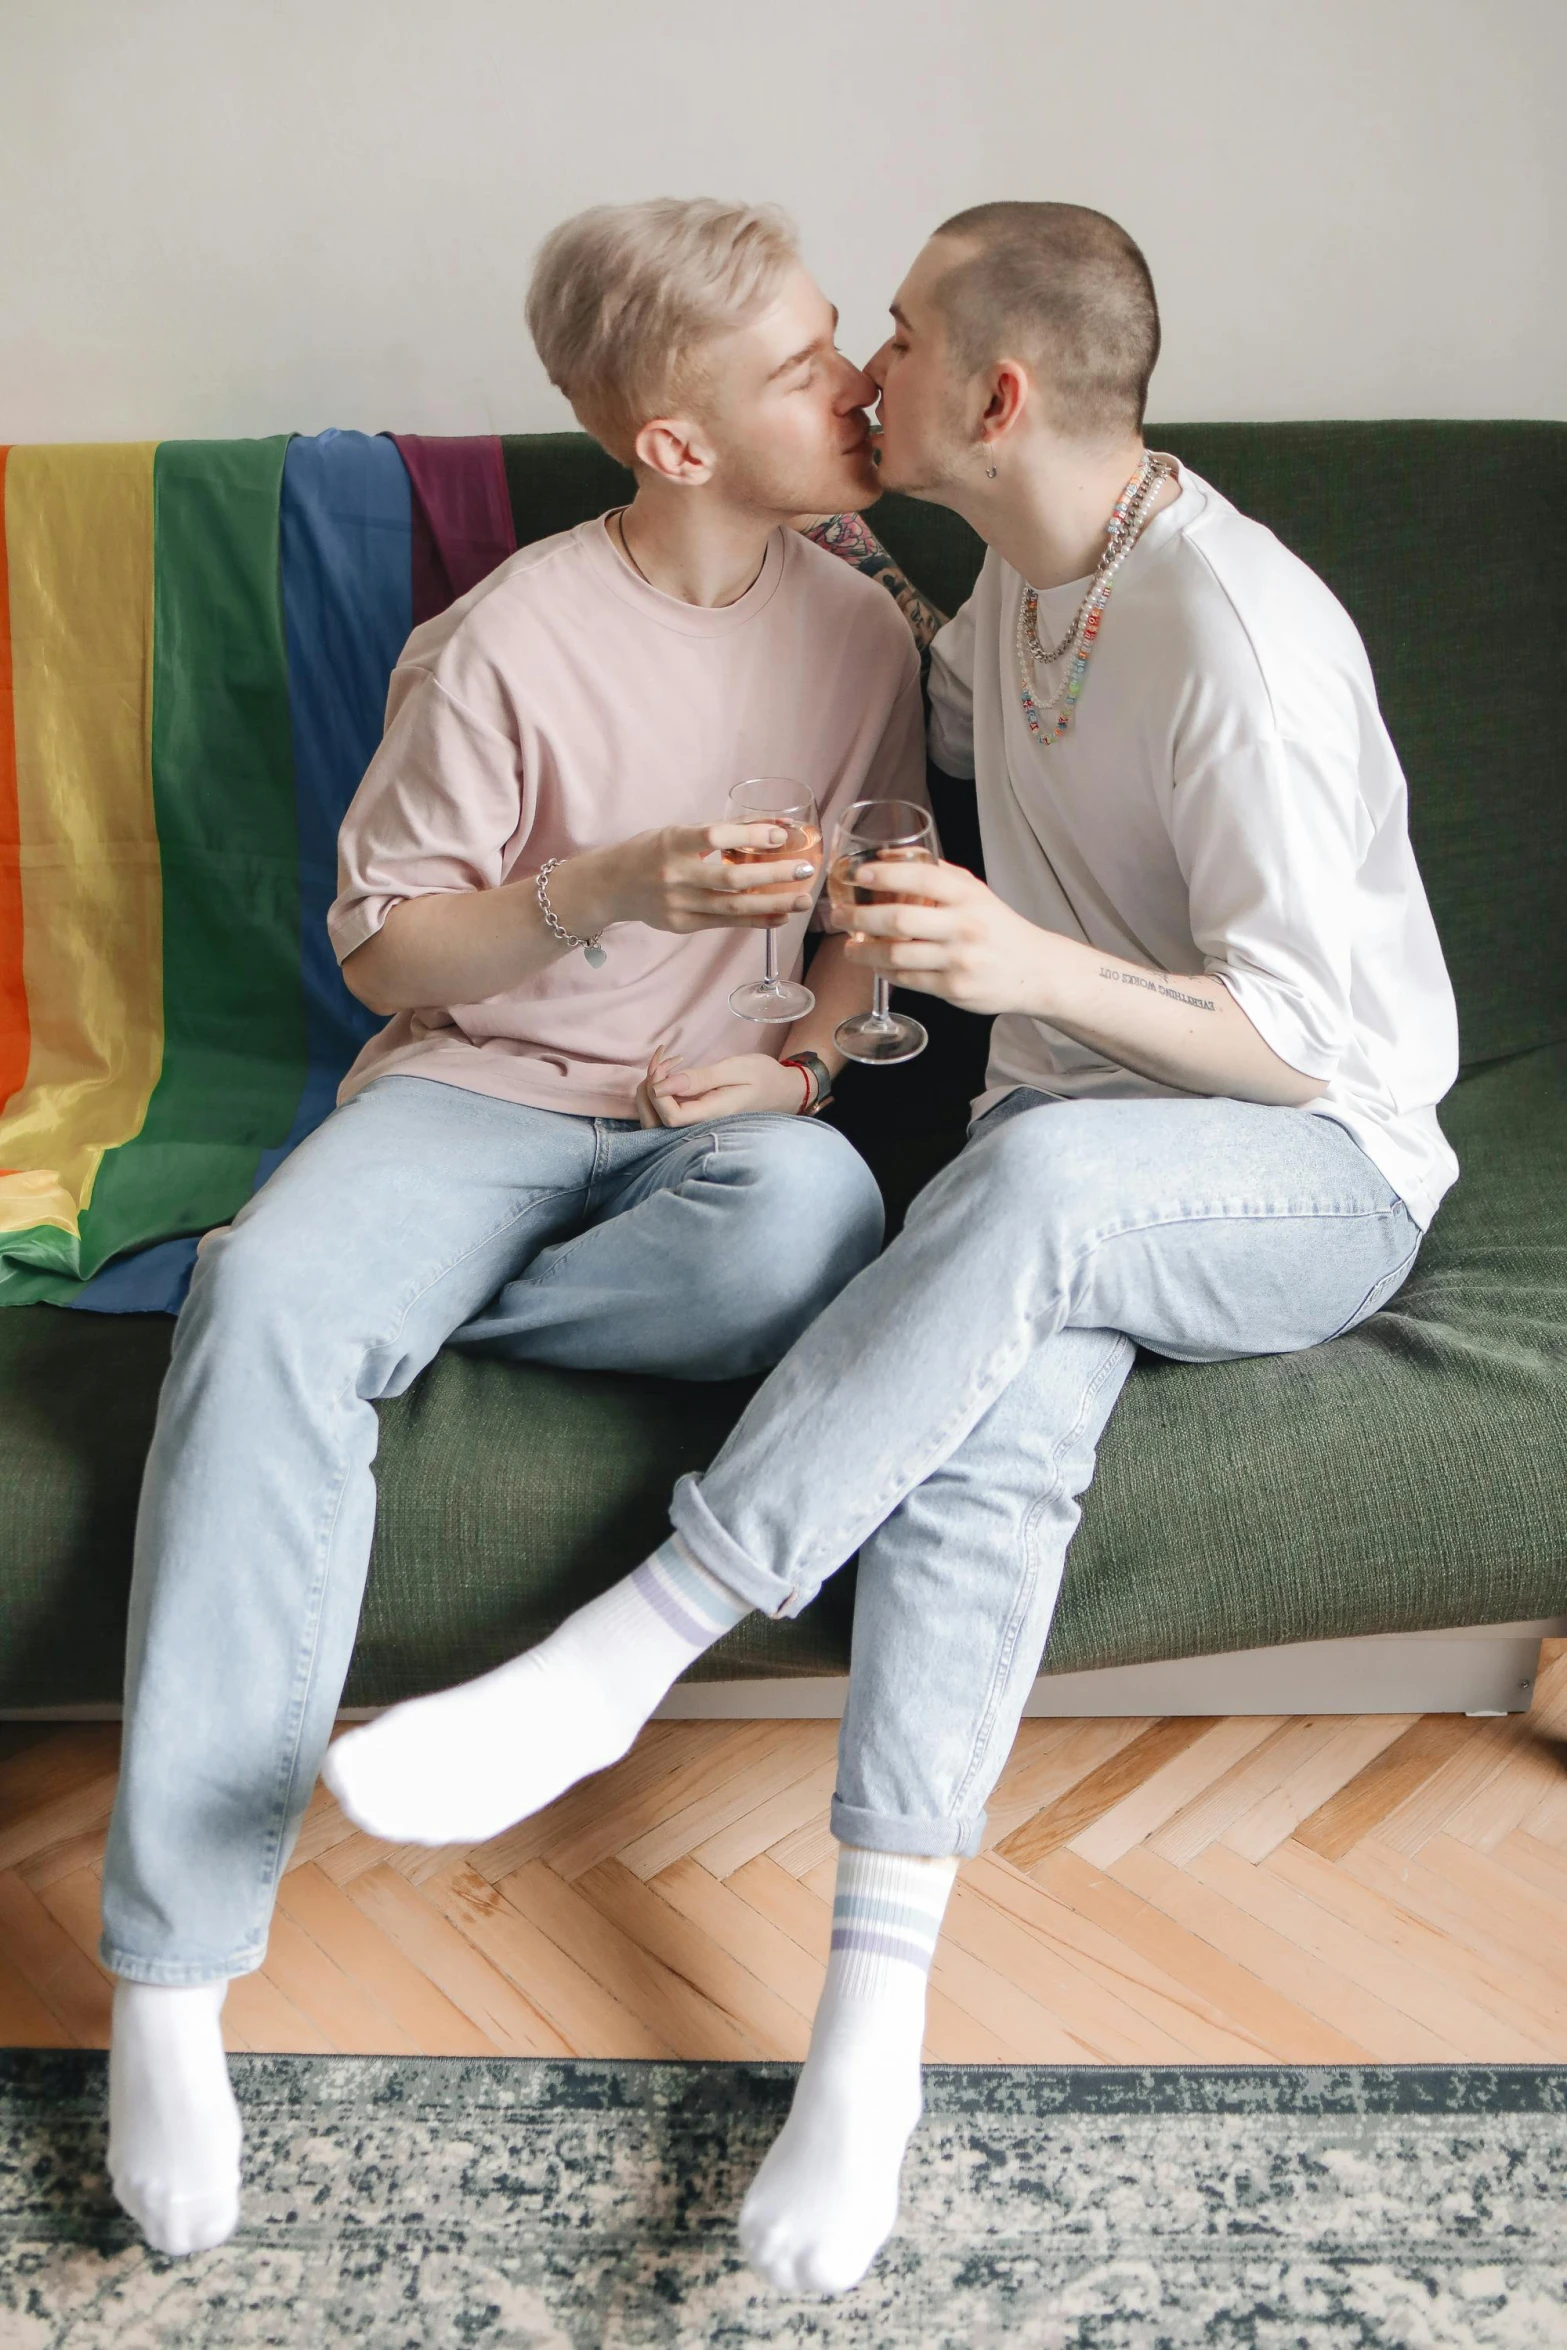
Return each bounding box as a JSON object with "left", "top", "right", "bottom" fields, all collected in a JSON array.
[{"left": 927, "top": 465, "right": 1460, "bottom": 1229}]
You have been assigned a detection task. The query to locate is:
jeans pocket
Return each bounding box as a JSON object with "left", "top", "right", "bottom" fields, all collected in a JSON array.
[
  {"left": 966, "top": 1087, "right": 1059, "bottom": 1142},
  {"left": 1328, "top": 1222, "right": 1422, "bottom": 1339}
]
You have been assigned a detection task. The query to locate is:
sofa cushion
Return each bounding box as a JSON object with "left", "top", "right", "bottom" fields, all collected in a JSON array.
[
  {"left": 1053, "top": 1041, "right": 1567, "bottom": 1671},
  {"left": 3, "top": 1045, "right": 1560, "bottom": 1710}
]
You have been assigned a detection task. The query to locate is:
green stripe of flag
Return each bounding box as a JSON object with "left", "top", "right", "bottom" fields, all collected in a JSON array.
[{"left": 59, "top": 437, "right": 306, "bottom": 1287}]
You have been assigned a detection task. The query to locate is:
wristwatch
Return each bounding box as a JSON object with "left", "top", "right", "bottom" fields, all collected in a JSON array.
[{"left": 780, "top": 1050, "right": 834, "bottom": 1117}]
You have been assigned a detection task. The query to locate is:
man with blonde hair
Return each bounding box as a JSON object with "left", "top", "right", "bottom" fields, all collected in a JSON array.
[
  {"left": 332, "top": 201, "right": 1458, "bottom": 2298},
  {"left": 101, "top": 196, "right": 925, "bottom": 2257}
]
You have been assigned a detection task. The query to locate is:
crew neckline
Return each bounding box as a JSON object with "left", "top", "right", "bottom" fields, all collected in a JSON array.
[
  {"left": 1028, "top": 458, "right": 1198, "bottom": 615},
  {"left": 584, "top": 511, "right": 788, "bottom": 635}
]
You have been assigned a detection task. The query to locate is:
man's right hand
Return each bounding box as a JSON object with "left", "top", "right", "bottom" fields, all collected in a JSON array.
[{"left": 555, "top": 825, "right": 819, "bottom": 940}]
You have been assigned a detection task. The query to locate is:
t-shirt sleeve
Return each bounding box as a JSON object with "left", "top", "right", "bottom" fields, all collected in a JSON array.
[
  {"left": 927, "top": 593, "right": 978, "bottom": 779},
  {"left": 1167, "top": 733, "right": 1363, "bottom": 1081},
  {"left": 328, "top": 668, "right": 525, "bottom": 963}
]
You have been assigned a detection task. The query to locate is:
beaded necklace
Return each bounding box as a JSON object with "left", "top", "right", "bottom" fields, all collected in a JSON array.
[{"left": 1015, "top": 453, "right": 1171, "bottom": 748}]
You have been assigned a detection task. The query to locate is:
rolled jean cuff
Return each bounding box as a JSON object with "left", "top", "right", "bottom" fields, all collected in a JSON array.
[
  {"left": 99, "top": 1940, "right": 262, "bottom": 1987},
  {"left": 668, "top": 1473, "right": 804, "bottom": 1619},
  {"left": 830, "top": 1793, "right": 987, "bottom": 1860}
]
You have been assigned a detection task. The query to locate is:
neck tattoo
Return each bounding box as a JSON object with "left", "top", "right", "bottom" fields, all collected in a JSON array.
[{"left": 1015, "top": 453, "right": 1171, "bottom": 750}]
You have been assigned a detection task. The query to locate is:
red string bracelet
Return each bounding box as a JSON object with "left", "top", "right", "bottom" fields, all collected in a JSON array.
[{"left": 781, "top": 1054, "right": 816, "bottom": 1114}]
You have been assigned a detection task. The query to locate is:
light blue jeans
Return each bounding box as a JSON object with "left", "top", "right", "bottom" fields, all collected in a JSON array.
[
  {"left": 101, "top": 1074, "right": 884, "bottom": 1981},
  {"left": 670, "top": 1089, "right": 1425, "bottom": 1857}
]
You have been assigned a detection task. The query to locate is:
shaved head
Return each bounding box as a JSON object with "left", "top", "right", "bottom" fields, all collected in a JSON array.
[{"left": 930, "top": 201, "right": 1160, "bottom": 442}]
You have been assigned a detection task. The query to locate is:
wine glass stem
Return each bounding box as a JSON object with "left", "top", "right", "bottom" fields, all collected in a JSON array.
[
  {"left": 763, "top": 925, "right": 780, "bottom": 991},
  {"left": 873, "top": 976, "right": 892, "bottom": 1025}
]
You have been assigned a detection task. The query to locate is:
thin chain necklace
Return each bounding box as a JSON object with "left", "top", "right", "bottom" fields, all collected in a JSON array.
[
  {"left": 1015, "top": 453, "right": 1171, "bottom": 749},
  {"left": 613, "top": 508, "right": 768, "bottom": 602},
  {"left": 613, "top": 507, "right": 654, "bottom": 584}
]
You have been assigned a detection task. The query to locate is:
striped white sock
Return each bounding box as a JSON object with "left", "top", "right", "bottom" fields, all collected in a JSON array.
[
  {"left": 626, "top": 1537, "right": 752, "bottom": 1653},
  {"left": 325, "top": 1536, "right": 750, "bottom": 1846},
  {"left": 825, "top": 1846, "right": 955, "bottom": 1999},
  {"left": 739, "top": 1845, "right": 958, "bottom": 2295}
]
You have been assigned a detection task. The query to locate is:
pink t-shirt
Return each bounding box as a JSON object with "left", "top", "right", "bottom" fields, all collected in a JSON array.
[{"left": 329, "top": 516, "right": 925, "bottom": 1118}]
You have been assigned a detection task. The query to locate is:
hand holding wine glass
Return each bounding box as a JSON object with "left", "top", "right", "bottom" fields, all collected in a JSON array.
[
  {"left": 726, "top": 778, "right": 823, "bottom": 1023},
  {"left": 828, "top": 799, "right": 939, "bottom": 1064}
]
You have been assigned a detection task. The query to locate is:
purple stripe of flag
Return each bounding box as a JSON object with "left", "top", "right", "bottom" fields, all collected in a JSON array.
[{"left": 389, "top": 435, "right": 516, "bottom": 626}]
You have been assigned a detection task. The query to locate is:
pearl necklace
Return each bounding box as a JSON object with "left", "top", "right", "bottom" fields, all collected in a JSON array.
[{"left": 1015, "top": 453, "right": 1171, "bottom": 749}]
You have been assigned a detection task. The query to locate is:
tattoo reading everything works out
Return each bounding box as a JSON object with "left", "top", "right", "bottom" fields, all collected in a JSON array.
[{"left": 1098, "top": 967, "right": 1216, "bottom": 1012}]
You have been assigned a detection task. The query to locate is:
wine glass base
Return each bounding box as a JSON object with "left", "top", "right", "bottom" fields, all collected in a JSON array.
[
  {"left": 834, "top": 1011, "right": 928, "bottom": 1065},
  {"left": 729, "top": 979, "right": 816, "bottom": 1023}
]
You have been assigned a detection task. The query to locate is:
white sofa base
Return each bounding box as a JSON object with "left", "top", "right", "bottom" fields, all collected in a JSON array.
[
  {"left": 8, "top": 1621, "right": 1561, "bottom": 1727},
  {"left": 649, "top": 1618, "right": 1566, "bottom": 1722}
]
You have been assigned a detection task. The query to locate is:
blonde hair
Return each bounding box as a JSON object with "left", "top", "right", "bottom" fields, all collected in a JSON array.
[{"left": 527, "top": 199, "right": 800, "bottom": 464}]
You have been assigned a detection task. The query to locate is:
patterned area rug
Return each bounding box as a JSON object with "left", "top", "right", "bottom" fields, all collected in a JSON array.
[{"left": 3, "top": 2053, "right": 1565, "bottom": 2346}]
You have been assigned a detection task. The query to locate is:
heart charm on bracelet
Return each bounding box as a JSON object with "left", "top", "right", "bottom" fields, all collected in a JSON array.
[
  {"left": 535, "top": 858, "right": 608, "bottom": 967},
  {"left": 583, "top": 943, "right": 608, "bottom": 968}
]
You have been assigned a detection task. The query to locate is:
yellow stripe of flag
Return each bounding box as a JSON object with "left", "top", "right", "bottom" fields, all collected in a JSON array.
[{"left": 0, "top": 443, "right": 163, "bottom": 1243}]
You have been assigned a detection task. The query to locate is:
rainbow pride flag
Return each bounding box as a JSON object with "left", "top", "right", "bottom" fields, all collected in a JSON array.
[{"left": 0, "top": 430, "right": 516, "bottom": 1312}]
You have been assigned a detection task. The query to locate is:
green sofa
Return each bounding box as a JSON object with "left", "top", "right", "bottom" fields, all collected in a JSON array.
[{"left": 2, "top": 422, "right": 1563, "bottom": 1712}]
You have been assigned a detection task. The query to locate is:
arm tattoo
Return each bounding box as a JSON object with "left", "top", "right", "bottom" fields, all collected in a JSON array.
[
  {"left": 1098, "top": 965, "right": 1216, "bottom": 1012},
  {"left": 803, "top": 514, "right": 948, "bottom": 653}
]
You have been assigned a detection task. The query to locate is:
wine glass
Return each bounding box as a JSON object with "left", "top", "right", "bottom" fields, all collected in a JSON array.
[
  {"left": 725, "top": 778, "right": 822, "bottom": 1023},
  {"left": 828, "top": 798, "right": 939, "bottom": 1065}
]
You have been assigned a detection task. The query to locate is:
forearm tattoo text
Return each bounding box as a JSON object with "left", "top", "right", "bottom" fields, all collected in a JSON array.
[{"left": 1098, "top": 966, "right": 1217, "bottom": 1012}]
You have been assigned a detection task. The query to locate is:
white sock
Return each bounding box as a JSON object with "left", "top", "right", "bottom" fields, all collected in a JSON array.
[
  {"left": 108, "top": 1979, "right": 242, "bottom": 2257},
  {"left": 324, "top": 1539, "right": 750, "bottom": 1844},
  {"left": 739, "top": 1845, "right": 957, "bottom": 2295}
]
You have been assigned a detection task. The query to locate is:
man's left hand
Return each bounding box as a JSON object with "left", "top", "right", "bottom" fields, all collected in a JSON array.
[
  {"left": 841, "top": 860, "right": 1054, "bottom": 1015},
  {"left": 638, "top": 1050, "right": 810, "bottom": 1128}
]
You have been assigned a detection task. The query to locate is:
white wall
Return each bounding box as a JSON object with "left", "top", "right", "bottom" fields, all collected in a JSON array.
[{"left": 2, "top": 0, "right": 1562, "bottom": 442}]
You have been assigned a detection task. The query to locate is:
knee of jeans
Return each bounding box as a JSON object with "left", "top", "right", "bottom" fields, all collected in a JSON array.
[
  {"left": 940, "top": 1105, "right": 1106, "bottom": 1234},
  {"left": 181, "top": 1217, "right": 328, "bottom": 1357},
  {"left": 684, "top": 1122, "right": 884, "bottom": 1375},
  {"left": 720, "top": 1119, "right": 884, "bottom": 1262}
]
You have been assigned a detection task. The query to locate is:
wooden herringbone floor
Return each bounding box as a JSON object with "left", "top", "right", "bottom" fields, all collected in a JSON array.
[{"left": 4, "top": 1645, "right": 1567, "bottom": 2062}]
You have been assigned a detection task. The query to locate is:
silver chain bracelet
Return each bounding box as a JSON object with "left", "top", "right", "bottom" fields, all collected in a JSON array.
[{"left": 535, "top": 858, "right": 607, "bottom": 968}]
